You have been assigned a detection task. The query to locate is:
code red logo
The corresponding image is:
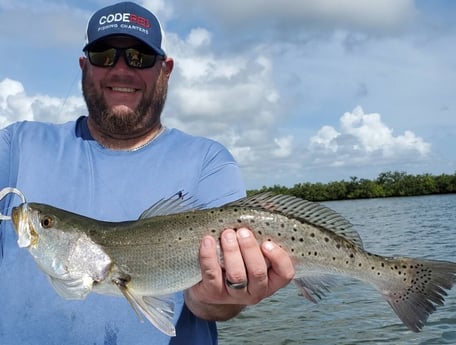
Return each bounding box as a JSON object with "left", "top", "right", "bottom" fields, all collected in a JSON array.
[{"left": 99, "top": 13, "right": 151, "bottom": 28}]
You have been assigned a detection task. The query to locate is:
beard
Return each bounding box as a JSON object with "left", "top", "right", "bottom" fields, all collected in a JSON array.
[{"left": 82, "top": 65, "right": 168, "bottom": 138}]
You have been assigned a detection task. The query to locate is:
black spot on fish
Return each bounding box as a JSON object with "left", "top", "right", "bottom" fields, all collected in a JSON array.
[
  {"left": 291, "top": 236, "right": 296, "bottom": 241},
  {"left": 310, "top": 233, "right": 315, "bottom": 238},
  {"left": 324, "top": 237, "right": 329, "bottom": 242},
  {"left": 237, "top": 219, "right": 242, "bottom": 223},
  {"left": 258, "top": 231, "right": 262, "bottom": 235},
  {"left": 211, "top": 229, "right": 217, "bottom": 234},
  {"left": 265, "top": 222, "right": 270, "bottom": 226}
]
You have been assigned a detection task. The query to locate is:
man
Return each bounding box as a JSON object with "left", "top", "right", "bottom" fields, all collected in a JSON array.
[{"left": 0, "top": 2, "right": 294, "bottom": 344}]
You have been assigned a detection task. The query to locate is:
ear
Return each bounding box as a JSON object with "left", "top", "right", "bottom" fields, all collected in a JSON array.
[
  {"left": 79, "top": 57, "right": 87, "bottom": 70},
  {"left": 163, "top": 57, "right": 174, "bottom": 77}
]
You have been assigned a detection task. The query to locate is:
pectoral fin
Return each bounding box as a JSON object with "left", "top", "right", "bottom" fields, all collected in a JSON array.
[
  {"left": 113, "top": 277, "right": 176, "bottom": 337},
  {"left": 48, "top": 274, "right": 94, "bottom": 300}
]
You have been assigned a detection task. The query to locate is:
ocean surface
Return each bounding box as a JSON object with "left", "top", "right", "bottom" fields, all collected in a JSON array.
[{"left": 217, "top": 194, "right": 456, "bottom": 345}]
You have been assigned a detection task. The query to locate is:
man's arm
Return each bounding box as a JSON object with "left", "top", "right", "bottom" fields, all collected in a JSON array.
[{"left": 185, "top": 227, "right": 295, "bottom": 320}]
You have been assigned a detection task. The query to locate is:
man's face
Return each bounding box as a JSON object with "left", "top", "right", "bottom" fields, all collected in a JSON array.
[{"left": 80, "top": 36, "right": 172, "bottom": 139}]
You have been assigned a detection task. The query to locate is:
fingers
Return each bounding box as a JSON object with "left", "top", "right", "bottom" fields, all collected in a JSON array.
[
  {"left": 222, "top": 228, "right": 270, "bottom": 296},
  {"left": 261, "top": 240, "right": 295, "bottom": 292},
  {"left": 195, "top": 228, "right": 295, "bottom": 307},
  {"left": 196, "top": 235, "right": 225, "bottom": 301},
  {"left": 221, "top": 229, "right": 248, "bottom": 289}
]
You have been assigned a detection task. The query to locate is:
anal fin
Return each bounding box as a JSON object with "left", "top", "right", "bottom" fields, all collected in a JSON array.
[{"left": 293, "top": 274, "right": 337, "bottom": 303}]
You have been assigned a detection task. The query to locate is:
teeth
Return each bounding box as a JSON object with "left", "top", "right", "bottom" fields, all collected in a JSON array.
[{"left": 111, "top": 87, "right": 136, "bottom": 93}]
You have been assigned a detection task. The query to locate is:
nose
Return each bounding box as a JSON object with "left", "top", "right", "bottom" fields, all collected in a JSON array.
[{"left": 112, "top": 51, "right": 131, "bottom": 70}]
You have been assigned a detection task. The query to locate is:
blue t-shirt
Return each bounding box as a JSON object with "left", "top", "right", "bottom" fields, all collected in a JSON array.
[{"left": 0, "top": 117, "right": 246, "bottom": 345}]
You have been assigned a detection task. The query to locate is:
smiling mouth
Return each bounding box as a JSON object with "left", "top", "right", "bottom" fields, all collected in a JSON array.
[{"left": 110, "top": 87, "right": 137, "bottom": 93}]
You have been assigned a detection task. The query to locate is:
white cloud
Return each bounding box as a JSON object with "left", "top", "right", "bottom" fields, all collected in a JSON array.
[
  {"left": 309, "top": 106, "right": 431, "bottom": 166},
  {"left": 183, "top": 0, "right": 417, "bottom": 33},
  {"left": 141, "top": 0, "right": 174, "bottom": 20},
  {"left": 0, "top": 78, "right": 86, "bottom": 127},
  {"left": 273, "top": 136, "right": 294, "bottom": 158},
  {"left": 164, "top": 31, "right": 281, "bottom": 156}
]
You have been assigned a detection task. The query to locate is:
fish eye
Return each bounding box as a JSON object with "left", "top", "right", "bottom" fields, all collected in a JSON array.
[{"left": 40, "top": 215, "right": 54, "bottom": 229}]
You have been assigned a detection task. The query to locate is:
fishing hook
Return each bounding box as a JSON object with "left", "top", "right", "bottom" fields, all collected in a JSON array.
[{"left": 0, "top": 187, "right": 27, "bottom": 220}]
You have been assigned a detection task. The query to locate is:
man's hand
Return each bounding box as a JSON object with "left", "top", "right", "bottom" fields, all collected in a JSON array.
[{"left": 184, "top": 227, "right": 295, "bottom": 321}]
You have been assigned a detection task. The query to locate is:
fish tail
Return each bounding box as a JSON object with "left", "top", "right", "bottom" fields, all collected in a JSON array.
[{"left": 376, "top": 257, "right": 456, "bottom": 332}]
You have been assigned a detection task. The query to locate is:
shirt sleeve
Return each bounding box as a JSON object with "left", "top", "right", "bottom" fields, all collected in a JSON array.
[
  {"left": 0, "top": 126, "right": 15, "bottom": 215},
  {"left": 196, "top": 141, "right": 246, "bottom": 208},
  {"left": 0, "top": 127, "right": 12, "bottom": 190}
]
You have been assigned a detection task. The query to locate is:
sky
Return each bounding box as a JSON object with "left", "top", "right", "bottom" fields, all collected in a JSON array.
[{"left": 0, "top": 0, "right": 455, "bottom": 189}]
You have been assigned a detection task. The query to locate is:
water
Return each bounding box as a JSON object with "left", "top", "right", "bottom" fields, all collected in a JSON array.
[{"left": 218, "top": 194, "right": 456, "bottom": 345}]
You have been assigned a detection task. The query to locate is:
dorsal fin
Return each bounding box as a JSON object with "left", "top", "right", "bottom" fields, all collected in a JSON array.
[
  {"left": 139, "top": 192, "right": 201, "bottom": 219},
  {"left": 227, "top": 192, "right": 364, "bottom": 248}
]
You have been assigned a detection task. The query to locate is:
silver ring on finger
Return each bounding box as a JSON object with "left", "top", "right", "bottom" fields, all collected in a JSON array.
[{"left": 226, "top": 278, "right": 248, "bottom": 290}]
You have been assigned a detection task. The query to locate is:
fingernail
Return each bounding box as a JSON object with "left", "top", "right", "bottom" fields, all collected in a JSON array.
[
  {"left": 238, "top": 228, "right": 250, "bottom": 239},
  {"left": 263, "top": 241, "right": 275, "bottom": 251},
  {"left": 224, "top": 230, "right": 236, "bottom": 243},
  {"left": 203, "top": 237, "right": 213, "bottom": 248}
]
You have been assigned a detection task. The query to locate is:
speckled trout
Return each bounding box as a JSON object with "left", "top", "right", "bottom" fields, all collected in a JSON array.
[{"left": 10, "top": 193, "right": 456, "bottom": 337}]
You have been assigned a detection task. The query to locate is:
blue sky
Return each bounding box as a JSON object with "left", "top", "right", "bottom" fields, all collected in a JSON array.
[{"left": 1, "top": 0, "right": 455, "bottom": 189}]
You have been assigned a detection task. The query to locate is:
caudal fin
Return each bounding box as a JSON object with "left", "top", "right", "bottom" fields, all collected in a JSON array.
[{"left": 379, "top": 258, "right": 456, "bottom": 332}]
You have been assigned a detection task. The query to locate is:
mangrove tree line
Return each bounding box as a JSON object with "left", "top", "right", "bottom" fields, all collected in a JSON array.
[{"left": 249, "top": 171, "right": 456, "bottom": 202}]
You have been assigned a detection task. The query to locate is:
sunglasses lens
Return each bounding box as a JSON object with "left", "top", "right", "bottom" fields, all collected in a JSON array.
[
  {"left": 88, "top": 48, "right": 117, "bottom": 67},
  {"left": 87, "top": 45, "right": 163, "bottom": 69},
  {"left": 125, "top": 48, "right": 158, "bottom": 68}
]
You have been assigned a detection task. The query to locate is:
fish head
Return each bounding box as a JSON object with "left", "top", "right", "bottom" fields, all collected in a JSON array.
[
  {"left": 11, "top": 202, "right": 80, "bottom": 250},
  {"left": 11, "top": 203, "right": 99, "bottom": 284}
]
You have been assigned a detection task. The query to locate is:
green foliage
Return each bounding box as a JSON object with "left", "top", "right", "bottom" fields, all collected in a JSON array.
[{"left": 248, "top": 171, "right": 456, "bottom": 201}]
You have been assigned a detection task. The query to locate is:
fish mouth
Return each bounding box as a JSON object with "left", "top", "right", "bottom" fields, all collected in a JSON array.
[
  {"left": 11, "top": 204, "right": 35, "bottom": 248},
  {"left": 11, "top": 206, "right": 21, "bottom": 233}
]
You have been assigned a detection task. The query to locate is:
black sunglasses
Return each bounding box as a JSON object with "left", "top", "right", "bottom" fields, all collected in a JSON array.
[{"left": 86, "top": 45, "right": 164, "bottom": 69}]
